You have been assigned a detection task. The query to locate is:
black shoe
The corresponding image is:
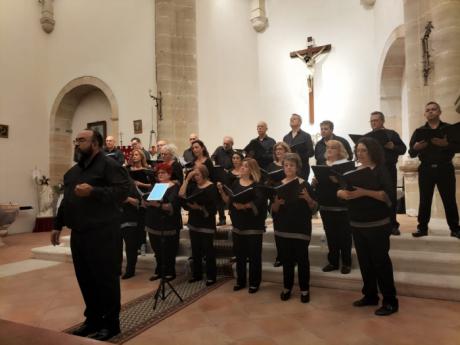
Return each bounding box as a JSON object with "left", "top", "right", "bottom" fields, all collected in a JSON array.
[
  {"left": 341, "top": 266, "right": 351, "bottom": 274},
  {"left": 71, "top": 323, "right": 99, "bottom": 337},
  {"left": 206, "top": 280, "right": 216, "bottom": 286},
  {"left": 353, "top": 296, "right": 379, "bottom": 307},
  {"left": 280, "top": 290, "right": 291, "bottom": 301},
  {"left": 375, "top": 303, "right": 399, "bottom": 316},
  {"left": 89, "top": 328, "right": 120, "bottom": 341},
  {"left": 233, "top": 284, "right": 246, "bottom": 291},
  {"left": 300, "top": 292, "right": 310, "bottom": 303},
  {"left": 149, "top": 274, "right": 160, "bottom": 281},
  {"left": 450, "top": 230, "right": 460, "bottom": 238},
  {"left": 122, "top": 272, "right": 135, "bottom": 280},
  {"left": 412, "top": 229, "right": 428, "bottom": 237},
  {"left": 391, "top": 228, "right": 401, "bottom": 236},
  {"left": 217, "top": 219, "right": 226, "bottom": 226},
  {"left": 273, "top": 259, "right": 282, "bottom": 267},
  {"left": 248, "top": 286, "right": 259, "bottom": 294},
  {"left": 188, "top": 277, "right": 201, "bottom": 283},
  {"left": 322, "top": 264, "right": 339, "bottom": 272}
]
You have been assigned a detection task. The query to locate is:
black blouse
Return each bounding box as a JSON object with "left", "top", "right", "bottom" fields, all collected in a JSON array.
[{"left": 145, "top": 184, "right": 183, "bottom": 231}]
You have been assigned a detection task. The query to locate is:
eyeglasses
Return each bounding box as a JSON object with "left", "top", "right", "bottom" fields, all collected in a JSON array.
[{"left": 73, "top": 138, "right": 89, "bottom": 145}]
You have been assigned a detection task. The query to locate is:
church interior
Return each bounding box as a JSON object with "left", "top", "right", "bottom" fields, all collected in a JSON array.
[{"left": 1, "top": 0, "right": 460, "bottom": 344}]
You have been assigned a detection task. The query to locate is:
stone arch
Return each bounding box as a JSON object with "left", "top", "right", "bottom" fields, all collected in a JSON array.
[
  {"left": 49, "top": 76, "right": 119, "bottom": 183},
  {"left": 379, "top": 25, "right": 405, "bottom": 136}
]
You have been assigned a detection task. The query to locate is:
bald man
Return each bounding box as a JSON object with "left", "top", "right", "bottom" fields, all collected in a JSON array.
[
  {"left": 104, "top": 136, "right": 125, "bottom": 165},
  {"left": 183, "top": 133, "right": 198, "bottom": 164},
  {"left": 245, "top": 121, "right": 276, "bottom": 170}
]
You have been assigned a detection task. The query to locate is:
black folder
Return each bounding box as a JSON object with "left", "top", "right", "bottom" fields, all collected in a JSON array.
[
  {"left": 349, "top": 131, "right": 389, "bottom": 146},
  {"left": 260, "top": 168, "right": 285, "bottom": 183},
  {"left": 312, "top": 161, "right": 355, "bottom": 186},
  {"left": 334, "top": 167, "right": 380, "bottom": 191},
  {"left": 290, "top": 141, "right": 309, "bottom": 153},
  {"left": 413, "top": 127, "right": 445, "bottom": 142},
  {"left": 223, "top": 185, "right": 255, "bottom": 204},
  {"left": 273, "top": 178, "right": 301, "bottom": 203},
  {"left": 443, "top": 122, "right": 460, "bottom": 143},
  {"left": 181, "top": 188, "right": 206, "bottom": 204}
]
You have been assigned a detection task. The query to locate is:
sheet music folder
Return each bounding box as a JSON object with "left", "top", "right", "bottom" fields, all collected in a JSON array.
[
  {"left": 147, "top": 183, "right": 169, "bottom": 201},
  {"left": 333, "top": 167, "right": 380, "bottom": 191},
  {"left": 223, "top": 185, "right": 255, "bottom": 203}
]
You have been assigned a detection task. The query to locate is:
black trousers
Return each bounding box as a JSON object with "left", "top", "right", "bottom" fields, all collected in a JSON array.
[
  {"left": 232, "top": 233, "right": 262, "bottom": 287},
  {"left": 418, "top": 163, "right": 459, "bottom": 231},
  {"left": 120, "top": 226, "right": 138, "bottom": 274},
  {"left": 320, "top": 210, "right": 352, "bottom": 267},
  {"left": 70, "top": 224, "right": 121, "bottom": 331},
  {"left": 217, "top": 200, "right": 226, "bottom": 222},
  {"left": 276, "top": 236, "right": 310, "bottom": 291},
  {"left": 137, "top": 208, "right": 146, "bottom": 248},
  {"left": 189, "top": 231, "right": 216, "bottom": 281},
  {"left": 352, "top": 224, "right": 397, "bottom": 305},
  {"left": 385, "top": 163, "right": 399, "bottom": 229},
  {"left": 148, "top": 231, "right": 179, "bottom": 277}
]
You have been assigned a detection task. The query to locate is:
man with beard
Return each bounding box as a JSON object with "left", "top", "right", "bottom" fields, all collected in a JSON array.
[{"left": 51, "top": 129, "right": 129, "bottom": 341}]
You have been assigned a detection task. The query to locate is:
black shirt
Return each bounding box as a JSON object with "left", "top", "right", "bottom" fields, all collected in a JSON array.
[
  {"left": 145, "top": 184, "right": 182, "bottom": 231},
  {"left": 211, "top": 146, "right": 234, "bottom": 170},
  {"left": 246, "top": 136, "right": 276, "bottom": 170},
  {"left": 183, "top": 147, "right": 194, "bottom": 164},
  {"left": 344, "top": 165, "right": 393, "bottom": 223},
  {"left": 315, "top": 134, "right": 353, "bottom": 165},
  {"left": 182, "top": 183, "right": 219, "bottom": 230},
  {"left": 272, "top": 179, "right": 314, "bottom": 237},
  {"left": 228, "top": 181, "right": 267, "bottom": 231},
  {"left": 283, "top": 129, "right": 314, "bottom": 173},
  {"left": 365, "top": 128, "right": 406, "bottom": 166},
  {"left": 409, "top": 121, "right": 460, "bottom": 165},
  {"left": 54, "top": 151, "right": 130, "bottom": 231},
  {"left": 103, "top": 147, "right": 125, "bottom": 166}
]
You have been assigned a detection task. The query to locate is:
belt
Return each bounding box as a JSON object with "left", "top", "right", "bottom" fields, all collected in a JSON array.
[
  {"left": 274, "top": 231, "right": 310, "bottom": 241},
  {"left": 232, "top": 228, "right": 264, "bottom": 235},
  {"left": 350, "top": 217, "right": 391, "bottom": 228}
]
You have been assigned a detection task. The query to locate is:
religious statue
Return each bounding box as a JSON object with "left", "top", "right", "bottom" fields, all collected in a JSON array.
[{"left": 32, "top": 168, "right": 54, "bottom": 218}]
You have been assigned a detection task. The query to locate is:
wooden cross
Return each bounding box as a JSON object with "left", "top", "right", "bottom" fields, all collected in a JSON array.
[{"left": 290, "top": 37, "right": 331, "bottom": 124}]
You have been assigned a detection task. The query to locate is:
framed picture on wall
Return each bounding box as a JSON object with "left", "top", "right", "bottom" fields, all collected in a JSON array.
[
  {"left": 0, "top": 124, "right": 9, "bottom": 138},
  {"left": 87, "top": 121, "right": 107, "bottom": 139},
  {"left": 133, "top": 120, "right": 143, "bottom": 134}
]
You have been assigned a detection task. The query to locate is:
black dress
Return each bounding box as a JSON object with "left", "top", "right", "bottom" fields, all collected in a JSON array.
[
  {"left": 228, "top": 180, "right": 267, "bottom": 288},
  {"left": 181, "top": 183, "right": 219, "bottom": 281},
  {"left": 272, "top": 179, "right": 314, "bottom": 292},
  {"left": 145, "top": 184, "right": 183, "bottom": 278}
]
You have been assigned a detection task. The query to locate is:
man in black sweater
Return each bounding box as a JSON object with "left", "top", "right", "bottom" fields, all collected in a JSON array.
[
  {"left": 409, "top": 101, "right": 460, "bottom": 238},
  {"left": 245, "top": 122, "right": 276, "bottom": 170},
  {"left": 104, "top": 135, "right": 125, "bottom": 165},
  {"left": 283, "top": 114, "right": 314, "bottom": 179},
  {"left": 51, "top": 129, "right": 129, "bottom": 341},
  {"left": 365, "top": 111, "right": 406, "bottom": 235},
  {"left": 314, "top": 120, "right": 353, "bottom": 165}
]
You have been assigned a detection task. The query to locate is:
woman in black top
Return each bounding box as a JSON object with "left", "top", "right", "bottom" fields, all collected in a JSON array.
[
  {"left": 119, "top": 178, "right": 141, "bottom": 279},
  {"left": 337, "top": 137, "right": 398, "bottom": 316},
  {"left": 271, "top": 153, "right": 317, "bottom": 303},
  {"left": 144, "top": 163, "right": 183, "bottom": 281},
  {"left": 179, "top": 164, "right": 219, "bottom": 286},
  {"left": 191, "top": 139, "right": 215, "bottom": 182},
  {"left": 314, "top": 139, "right": 353, "bottom": 274},
  {"left": 218, "top": 158, "right": 267, "bottom": 293}
]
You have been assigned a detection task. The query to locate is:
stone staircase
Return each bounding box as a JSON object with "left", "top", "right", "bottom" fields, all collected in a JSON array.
[{"left": 31, "top": 220, "right": 460, "bottom": 301}]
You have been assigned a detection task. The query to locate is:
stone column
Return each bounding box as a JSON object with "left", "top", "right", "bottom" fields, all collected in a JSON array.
[
  {"left": 401, "top": 0, "right": 460, "bottom": 232},
  {"left": 155, "top": 0, "right": 198, "bottom": 153}
]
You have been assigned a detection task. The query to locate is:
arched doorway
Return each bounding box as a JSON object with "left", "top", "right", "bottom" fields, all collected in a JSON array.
[
  {"left": 49, "top": 76, "right": 119, "bottom": 183},
  {"left": 379, "top": 25, "right": 406, "bottom": 139}
]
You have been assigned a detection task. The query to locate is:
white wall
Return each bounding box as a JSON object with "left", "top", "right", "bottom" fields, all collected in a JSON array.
[
  {"left": 196, "top": 0, "right": 405, "bottom": 151},
  {"left": 0, "top": 0, "right": 155, "bottom": 233}
]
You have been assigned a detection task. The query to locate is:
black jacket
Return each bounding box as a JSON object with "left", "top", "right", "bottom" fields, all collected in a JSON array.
[{"left": 54, "top": 151, "right": 130, "bottom": 231}]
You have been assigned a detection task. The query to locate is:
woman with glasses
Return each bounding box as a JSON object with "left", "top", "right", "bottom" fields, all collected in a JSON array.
[{"left": 337, "top": 137, "right": 398, "bottom": 316}]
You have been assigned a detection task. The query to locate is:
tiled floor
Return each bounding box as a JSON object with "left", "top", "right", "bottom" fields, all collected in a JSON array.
[{"left": 1, "top": 216, "right": 460, "bottom": 345}]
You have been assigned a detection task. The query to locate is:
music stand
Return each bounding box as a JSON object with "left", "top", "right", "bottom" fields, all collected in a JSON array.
[{"left": 152, "top": 229, "right": 183, "bottom": 310}]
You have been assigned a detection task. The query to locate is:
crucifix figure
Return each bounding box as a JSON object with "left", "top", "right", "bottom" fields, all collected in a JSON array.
[{"left": 290, "top": 37, "right": 331, "bottom": 124}]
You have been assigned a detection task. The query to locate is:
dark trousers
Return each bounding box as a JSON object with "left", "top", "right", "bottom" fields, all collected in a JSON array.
[
  {"left": 137, "top": 208, "right": 146, "bottom": 248},
  {"left": 320, "top": 210, "right": 352, "bottom": 267},
  {"left": 189, "top": 231, "right": 216, "bottom": 281},
  {"left": 418, "top": 163, "right": 459, "bottom": 231},
  {"left": 217, "top": 199, "right": 226, "bottom": 221},
  {"left": 276, "top": 237, "right": 310, "bottom": 291},
  {"left": 70, "top": 225, "right": 121, "bottom": 331},
  {"left": 385, "top": 163, "right": 399, "bottom": 229},
  {"left": 233, "top": 233, "right": 262, "bottom": 287},
  {"left": 148, "top": 232, "right": 179, "bottom": 277},
  {"left": 120, "top": 226, "right": 138, "bottom": 274},
  {"left": 352, "top": 224, "right": 397, "bottom": 305}
]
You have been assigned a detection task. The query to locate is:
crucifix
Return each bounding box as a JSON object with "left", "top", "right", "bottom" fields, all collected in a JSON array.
[{"left": 290, "top": 37, "right": 331, "bottom": 124}]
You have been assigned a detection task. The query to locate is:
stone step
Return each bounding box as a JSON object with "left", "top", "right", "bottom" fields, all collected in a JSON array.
[{"left": 259, "top": 264, "right": 460, "bottom": 302}]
